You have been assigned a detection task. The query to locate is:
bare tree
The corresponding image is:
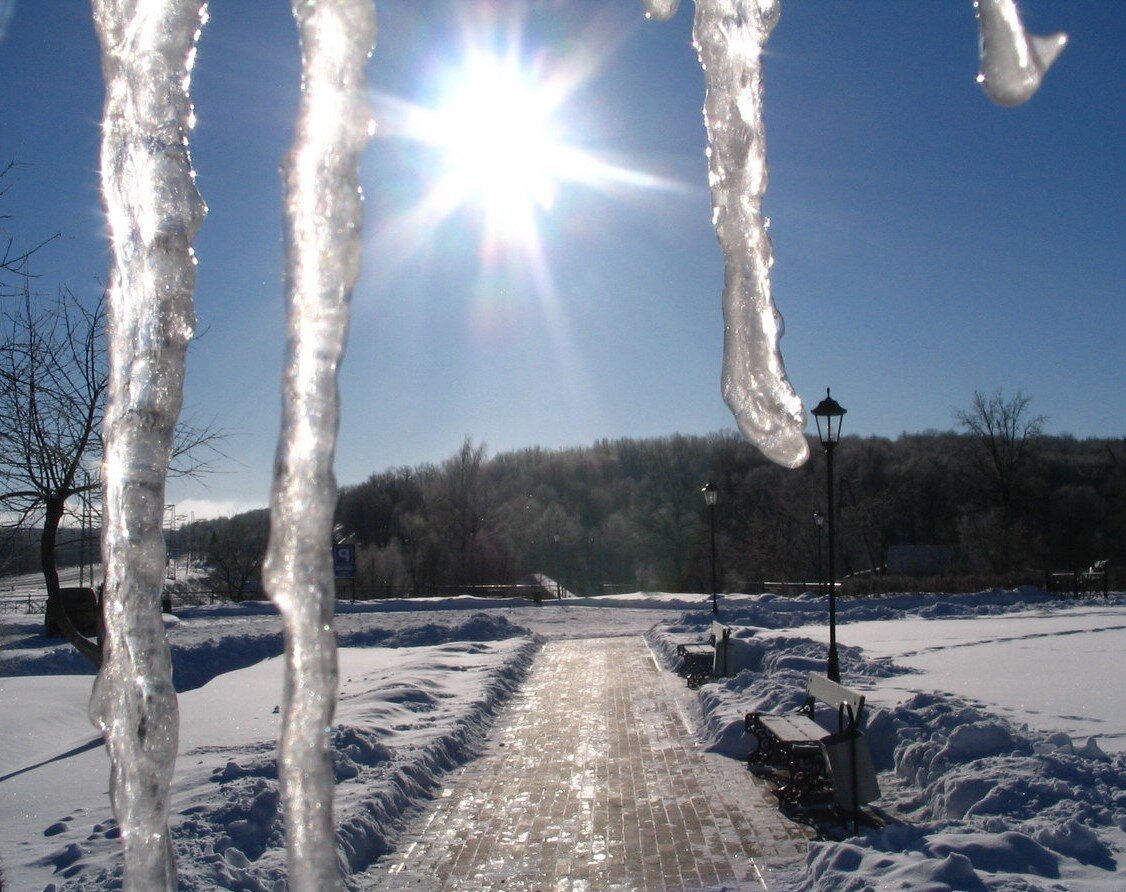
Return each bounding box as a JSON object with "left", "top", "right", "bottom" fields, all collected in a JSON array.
[
  {"left": 953, "top": 388, "right": 1046, "bottom": 573},
  {"left": 1, "top": 162, "right": 60, "bottom": 299},
  {"left": 0, "top": 284, "right": 105, "bottom": 662},
  {"left": 202, "top": 511, "right": 268, "bottom": 600},
  {"left": 954, "top": 388, "right": 1046, "bottom": 514},
  {"left": 0, "top": 283, "right": 222, "bottom": 665}
]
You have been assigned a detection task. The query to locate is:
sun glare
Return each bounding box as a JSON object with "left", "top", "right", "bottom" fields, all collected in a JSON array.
[
  {"left": 370, "top": 24, "right": 686, "bottom": 280},
  {"left": 432, "top": 54, "right": 564, "bottom": 239}
]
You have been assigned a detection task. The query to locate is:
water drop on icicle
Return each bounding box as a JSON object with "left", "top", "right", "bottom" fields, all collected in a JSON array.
[
  {"left": 974, "top": 0, "right": 1066, "bottom": 106},
  {"left": 692, "top": 0, "right": 809, "bottom": 469},
  {"left": 641, "top": 0, "right": 680, "bottom": 22}
]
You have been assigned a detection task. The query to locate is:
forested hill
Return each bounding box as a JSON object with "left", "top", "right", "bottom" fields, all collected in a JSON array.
[
  {"left": 16, "top": 431, "right": 1121, "bottom": 597},
  {"left": 326, "top": 430, "right": 1123, "bottom": 595}
]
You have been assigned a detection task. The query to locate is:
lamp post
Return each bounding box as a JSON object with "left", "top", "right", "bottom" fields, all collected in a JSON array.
[
  {"left": 811, "top": 389, "right": 846, "bottom": 683},
  {"left": 553, "top": 531, "right": 561, "bottom": 600},
  {"left": 702, "top": 482, "right": 718, "bottom": 614},
  {"left": 813, "top": 511, "right": 824, "bottom": 596}
]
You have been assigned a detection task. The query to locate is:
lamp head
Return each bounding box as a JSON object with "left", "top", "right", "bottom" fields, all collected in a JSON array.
[{"left": 810, "top": 388, "right": 847, "bottom": 448}]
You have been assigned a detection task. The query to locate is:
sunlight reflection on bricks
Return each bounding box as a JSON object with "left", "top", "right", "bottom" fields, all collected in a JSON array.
[{"left": 363, "top": 636, "right": 809, "bottom": 890}]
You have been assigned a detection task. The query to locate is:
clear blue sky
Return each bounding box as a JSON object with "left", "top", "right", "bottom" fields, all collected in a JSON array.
[{"left": 1, "top": 1, "right": 1122, "bottom": 519}]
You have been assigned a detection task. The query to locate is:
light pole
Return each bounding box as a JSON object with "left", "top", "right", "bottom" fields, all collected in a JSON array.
[
  {"left": 553, "top": 531, "right": 561, "bottom": 600},
  {"left": 813, "top": 511, "right": 824, "bottom": 596},
  {"left": 702, "top": 482, "right": 718, "bottom": 614},
  {"left": 811, "top": 389, "right": 846, "bottom": 683},
  {"left": 164, "top": 503, "right": 176, "bottom": 581}
]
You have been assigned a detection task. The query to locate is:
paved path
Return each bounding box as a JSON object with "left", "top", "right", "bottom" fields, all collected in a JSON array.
[{"left": 362, "top": 636, "right": 810, "bottom": 890}]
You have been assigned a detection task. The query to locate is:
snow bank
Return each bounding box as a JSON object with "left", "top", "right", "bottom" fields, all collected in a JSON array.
[
  {"left": 2, "top": 611, "right": 540, "bottom": 890},
  {"left": 649, "top": 590, "right": 1126, "bottom": 891}
]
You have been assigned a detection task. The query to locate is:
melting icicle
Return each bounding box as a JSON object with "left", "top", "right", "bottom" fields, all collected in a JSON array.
[
  {"left": 261, "top": 1, "right": 375, "bottom": 889},
  {"left": 89, "top": 1, "right": 207, "bottom": 888},
  {"left": 691, "top": 0, "right": 809, "bottom": 469},
  {"left": 641, "top": 0, "right": 680, "bottom": 22},
  {"left": 974, "top": 0, "right": 1066, "bottom": 106}
]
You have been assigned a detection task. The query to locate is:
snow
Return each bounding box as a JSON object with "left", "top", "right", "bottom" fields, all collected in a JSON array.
[
  {"left": 647, "top": 589, "right": 1126, "bottom": 891},
  {"left": 2, "top": 589, "right": 1124, "bottom": 890},
  {"left": 760, "top": 606, "right": 1126, "bottom": 752}
]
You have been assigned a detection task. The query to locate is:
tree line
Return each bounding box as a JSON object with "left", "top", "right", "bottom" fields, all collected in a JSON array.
[{"left": 188, "top": 405, "right": 1124, "bottom": 598}]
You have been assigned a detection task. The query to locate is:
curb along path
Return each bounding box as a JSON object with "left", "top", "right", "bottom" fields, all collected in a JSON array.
[{"left": 364, "top": 636, "right": 810, "bottom": 890}]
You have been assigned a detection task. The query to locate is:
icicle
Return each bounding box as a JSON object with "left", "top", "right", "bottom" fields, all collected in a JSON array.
[
  {"left": 641, "top": 0, "right": 680, "bottom": 22},
  {"left": 692, "top": 0, "right": 809, "bottom": 469},
  {"left": 974, "top": 0, "right": 1067, "bottom": 106},
  {"left": 262, "top": 1, "right": 375, "bottom": 889},
  {"left": 88, "top": 1, "right": 208, "bottom": 889}
]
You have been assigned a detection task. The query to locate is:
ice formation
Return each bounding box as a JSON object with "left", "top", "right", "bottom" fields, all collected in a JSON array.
[
  {"left": 974, "top": 0, "right": 1067, "bottom": 107},
  {"left": 260, "top": 1, "right": 376, "bottom": 890},
  {"left": 89, "top": 1, "right": 207, "bottom": 888},
  {"left": 692, "top": 0, "right": 809, "bottom": 468},
  {"left": 641, "top": 0, "right": 681, "bottom": 23},
  {"left": 639, "top": 0, "right": 1066, "bottom": 469}
]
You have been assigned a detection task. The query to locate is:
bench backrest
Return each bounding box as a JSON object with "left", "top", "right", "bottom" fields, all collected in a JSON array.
[
  {"left": 806, "top": 672, "right": 865, "bottom": 728},
  {"left": 712, "top": 622, "right": 731, "bottom": 674}
]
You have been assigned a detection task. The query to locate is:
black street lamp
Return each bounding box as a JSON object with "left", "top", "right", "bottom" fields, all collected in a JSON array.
[
  {"left": 813, "top": 511, "right": 825, "bottom": 596},
  {"left": 811, "top": 388, "right": 846, "bottom": 683},
  {"left": 553, "top": 530, "right": 561, "bottom": 600},
  {"left": 702, "top": 482, "right": 718, "bottom": 614}
]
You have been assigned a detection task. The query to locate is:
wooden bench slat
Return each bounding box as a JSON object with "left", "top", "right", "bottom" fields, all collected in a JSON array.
[{"left": 756, "top": 713, "right": 825, "bottom": 744}]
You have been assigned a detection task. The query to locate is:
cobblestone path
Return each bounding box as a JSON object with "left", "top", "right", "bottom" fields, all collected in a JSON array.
[{"left": 363, "top": 636, "right": 810, "bottom": 890}]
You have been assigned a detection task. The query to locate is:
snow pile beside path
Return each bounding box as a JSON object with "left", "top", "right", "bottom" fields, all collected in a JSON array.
[
  {"left": 698, "top": 586, "right": 1118, "bottom": 632},
  {"left": 826, "top": 692, "right": 1125, "bottom": 891},
  {"left": 648, "top": 592, "right": 1126, "bottom": 891},
  {"left": 5, "top": 613, "right": 539, "bottom": 891},
  {"left": 0, "top": 604, "right": 526, "bottom": 692},
  {"left": 644, "top": 586, "right": 1095, "bottom": 677}
]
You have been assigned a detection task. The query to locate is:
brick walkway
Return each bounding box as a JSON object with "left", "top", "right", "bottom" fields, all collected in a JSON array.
[{"left": 361, "top": 636, "right": 810, "bottom": 890}]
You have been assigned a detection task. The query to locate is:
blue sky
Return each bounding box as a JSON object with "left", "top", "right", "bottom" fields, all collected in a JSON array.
[{"left": 1, "top": 1, "right": 1122, "bottom": 519}]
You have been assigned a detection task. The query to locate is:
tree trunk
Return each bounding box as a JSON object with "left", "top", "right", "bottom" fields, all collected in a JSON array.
[{"left": 42, "top": 497, "right": 102, "bottom": 667}]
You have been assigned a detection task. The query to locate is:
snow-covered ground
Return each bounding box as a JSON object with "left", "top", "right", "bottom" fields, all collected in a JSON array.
[
  {"left": 648, "top": 588, "right": 1126, "bottom": 890},
  {"left": 2, "top": 587, "right": 1124, "bottom": 890}
]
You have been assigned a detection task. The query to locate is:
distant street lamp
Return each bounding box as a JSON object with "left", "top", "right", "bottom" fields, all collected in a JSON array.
[
  {"left": 813, "top": 511, "right": 825, "bottom": 596},
  {"left": 553, "top": 530, "right": 561, "bottom": 600},
  {"left": 811, "top": 389, "right": 846, "bottom": 683},
  {"left": 702, "top": 482, "right": 718, "bottom": 614}
]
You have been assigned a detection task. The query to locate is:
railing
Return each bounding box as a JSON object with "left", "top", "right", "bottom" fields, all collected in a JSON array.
[
  {"left": 0, "top": 593, "right": 47, "bottom": 614},
  {"left": 761, "top": 581, "right": 838, "bottom": 596},
  {"left": 339, "top": 582, "right": 554, "bottom": 602},
  {"left": 1044, "top": 567, "right": 1109, "bottom": 598}
]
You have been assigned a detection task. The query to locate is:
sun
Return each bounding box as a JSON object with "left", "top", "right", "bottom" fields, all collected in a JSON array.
[
  {"left": 429, "top": 52, "right": 566, "bottom": 243},
  {"left": 369, "top": 27, "right": 685, "bottom": 275}
]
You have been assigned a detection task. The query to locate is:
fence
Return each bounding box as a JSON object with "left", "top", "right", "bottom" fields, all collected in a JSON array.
[
  {"left": 0, "top": 593, "right": 47, "bottom": 615},
  {"left": 1044, "top": 566, "right": 1110, "bottom": 598}
]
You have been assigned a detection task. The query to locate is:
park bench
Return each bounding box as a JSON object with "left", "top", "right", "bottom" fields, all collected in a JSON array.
[
  {"left": 676, "top": 621, "right": 731, "bottom": 687},
  {"left": 745, "top": 672, "right": 879, "bottom": 826}
]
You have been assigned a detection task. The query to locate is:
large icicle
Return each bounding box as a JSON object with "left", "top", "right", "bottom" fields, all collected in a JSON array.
[
  {"left": 974, "top": 0, "right": 1066, "bottom": 107},
  {"left": 262, "top": 1, "right": 375, "bottom": 889},
  {"left": 88, "top": 1, "right": 207, "bottom": 888},
  {"left": 692, "top": 0, "right": 809, "bottom": 468}
]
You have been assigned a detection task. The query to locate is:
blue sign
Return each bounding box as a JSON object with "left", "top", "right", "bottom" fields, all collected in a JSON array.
[{"left": 333, "top": 544, "right": 356, "bottom": 579}]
